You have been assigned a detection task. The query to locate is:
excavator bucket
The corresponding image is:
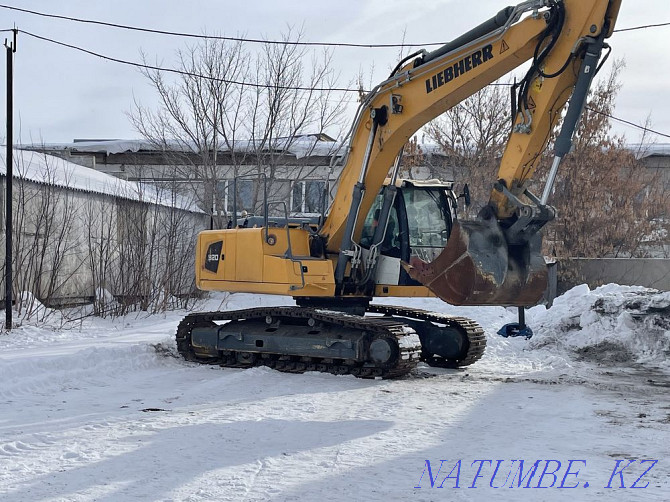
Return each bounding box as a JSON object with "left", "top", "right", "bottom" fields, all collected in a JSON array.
[{"left": 404, "top": 219, "right": 548, "bottom": 306}]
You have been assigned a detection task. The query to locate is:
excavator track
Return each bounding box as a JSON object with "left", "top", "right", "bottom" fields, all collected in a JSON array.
[
  {"left": 176, "top": 304, "right": 486, "bottom": 378},
  {"left": 368, "top": 304, "right": 486, "bottom": 368},
  {"left": 176, "top": 306, "right": 422, "bottom": 378}
]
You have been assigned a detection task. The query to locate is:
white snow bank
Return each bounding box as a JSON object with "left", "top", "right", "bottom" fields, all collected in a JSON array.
[
  {"left": 527, "top": 284, "right": 670, "bottom": 367},
  {"left": 16, "top": 291, "right": 52, "bottom": 319}
]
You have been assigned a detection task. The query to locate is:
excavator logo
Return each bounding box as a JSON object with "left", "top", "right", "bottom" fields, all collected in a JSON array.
[{"left": 425, "top": 44, "right": 494, "bottom": 94}]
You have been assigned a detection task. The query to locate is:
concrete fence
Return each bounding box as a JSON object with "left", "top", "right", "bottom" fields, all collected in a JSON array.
[{"left": 557, "top": 258, "right": 670, "bottom": 294}]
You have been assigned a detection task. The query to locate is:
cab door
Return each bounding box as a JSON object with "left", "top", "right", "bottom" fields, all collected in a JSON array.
[
  {"left": 359, "top": 194, "right": 403, "bottom": 286},
  {"left": 398, "top": 186, "right": 454, "bottom": 286},
  {"left": 359, "top": 184, "right": 455, "bottom": 289}
]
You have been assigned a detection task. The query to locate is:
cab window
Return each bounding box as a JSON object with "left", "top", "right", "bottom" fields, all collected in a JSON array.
[
  {"left": 402, "top": 187, "right": 452, "bottom": 263},
  {"left": 360, "top": 195, "right": 400, "bottom": 256}
]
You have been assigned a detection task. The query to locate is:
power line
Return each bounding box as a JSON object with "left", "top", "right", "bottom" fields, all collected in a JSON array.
[
  {"left": 0, "top": 4, "right": 446, "bottom": 48},
  {"left": 614, "top": 22, "right": 670, "bottom": 33},
  {"left": 19, "top": 29, "right": 511, "bottom": 93},
  {"left": 586, "top": 107, "right": 670, "bottom": 140},
  {"left": 19, "top": 30, "right": 361, "bottom": 93},
  {"left": 16, "top": 29, "right": 670, "bottom": 140},
  {"left": 487, "top": 81, "right": 670, "bottom": 139},
  {"left": 2, "top": 3, "right": 669, "bottom": 49}
]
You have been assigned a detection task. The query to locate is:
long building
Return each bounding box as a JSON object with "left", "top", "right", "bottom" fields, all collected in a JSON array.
[{"left": 0, "top": 148, "right": 207, "bottom": 311}]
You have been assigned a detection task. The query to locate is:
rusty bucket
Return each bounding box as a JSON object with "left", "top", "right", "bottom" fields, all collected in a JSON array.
[{"left": 404, "top": 219, "right": 548, "bottom": 306}]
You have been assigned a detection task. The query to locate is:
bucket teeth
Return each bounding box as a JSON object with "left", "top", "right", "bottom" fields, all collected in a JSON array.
[{"left": 404, "top": 219, "right": 547, "bottom": 306}]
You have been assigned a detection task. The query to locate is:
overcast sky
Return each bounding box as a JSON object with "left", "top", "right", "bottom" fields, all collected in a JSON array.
[{"left": 0, "top": 0, "right": 668, "bottom": 144}]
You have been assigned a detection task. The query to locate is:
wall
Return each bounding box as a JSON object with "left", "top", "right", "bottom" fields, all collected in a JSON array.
[
  {"left": 0, "top": 176, "right": 208, "bottom": 308},
  {"left": 558, "top": 258, "right": 670, "bottom": 294}
]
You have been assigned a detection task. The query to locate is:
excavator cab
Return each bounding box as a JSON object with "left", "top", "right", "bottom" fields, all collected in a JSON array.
[
  {"left": 360, "top": 178, "right": 549, "bottom": 306},
  {"left": 359, "top": 180, "right": 458, "bottom": 290}
]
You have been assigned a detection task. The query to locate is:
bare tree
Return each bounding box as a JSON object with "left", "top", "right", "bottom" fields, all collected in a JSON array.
[
  {"left": 130, "top": 28, "right": 346, "bottom": 226},
  {"left": 399, "top": 136, "right": 425, "bottom": 180},
  {"left": 540, "top": 60, "right": 668, "bottom": 259},
  {"left": 82, "top": 176, "right": 204, "bottom": 317},
  {"left": 2, "top": 152, "right": 86, "bottom": 322},
  {"left": 425, "top": 62, "right": 666, "bottom": 259},
  {"left": 129, "top": 39, "right": 245, "bottom": 227},
  {"left": 83, "top": 197, "right": 117, "bottom": 317},
  {"left": 426, "top": 82, "right": 511, "bottom": 216}
]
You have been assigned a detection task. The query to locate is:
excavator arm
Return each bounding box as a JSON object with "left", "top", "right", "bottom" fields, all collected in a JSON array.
[{"left": 321, "top": 0, "right": 622, "bottom": 305}]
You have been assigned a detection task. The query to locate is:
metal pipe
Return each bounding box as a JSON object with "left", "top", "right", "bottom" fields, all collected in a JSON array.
[
  {"left": 418, "top": 5, "right": 516, "bottom": 66},
  {"left": 542, "top": 33, "right": 608, "bottom": 205},
  {"left": 334, "top": 120, "right": 379, "bottom": 288},
  {"left": 5, "top": 39, "right": 14, "bottom": 330},
  {"left": 232, "top": 177, "right": 237, "bottom": 228},
  {"left": 541, "top": 155, "right": 561, "bottom": 204},
  {"left": 389, "top": 148, "right": 404, "bottom": 186},
  {"left": 554, "top": 35, "right": 607, "bottom": 159},
  {"left": 358, "top": 120, "right": 379, "bottom": 184}
]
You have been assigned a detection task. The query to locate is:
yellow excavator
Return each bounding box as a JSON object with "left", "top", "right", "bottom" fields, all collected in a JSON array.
[{"left": 177, "top": 0, "right": 622, "bottom": 377}]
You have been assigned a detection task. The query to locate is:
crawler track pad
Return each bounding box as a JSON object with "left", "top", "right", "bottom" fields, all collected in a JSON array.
[{"left": 404, "top": 219, "right": 547, "bottom": 306}]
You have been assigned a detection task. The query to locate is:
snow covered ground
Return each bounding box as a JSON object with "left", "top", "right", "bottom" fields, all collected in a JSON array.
[{"left": 0, "top": 285, "right": 668, "bottom": 501}]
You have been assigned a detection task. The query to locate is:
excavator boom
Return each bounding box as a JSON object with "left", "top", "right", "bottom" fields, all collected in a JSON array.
[{"left": 323, "top": 0, "right": 621, "bottom": 306}]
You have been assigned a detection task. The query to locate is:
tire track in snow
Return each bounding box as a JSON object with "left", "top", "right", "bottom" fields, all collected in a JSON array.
[
  {"left": 0, "top": 438, "right": 52, "bottom": 457},
  {"left": 0, "top": 344, "right": 175, "bottom": 400}
]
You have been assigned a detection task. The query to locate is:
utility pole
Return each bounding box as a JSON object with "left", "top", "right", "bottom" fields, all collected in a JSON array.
[{"left": 5, "top": 29, "right": 16, "bottom": 330}]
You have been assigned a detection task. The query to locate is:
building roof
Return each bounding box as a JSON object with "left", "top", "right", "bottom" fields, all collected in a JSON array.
[
  {"left": 627, "top": 143, "right": 670, "bottom": 159},
  {"left": 22, "top": 134, "right": 343, "bottom": 160},
  {"left": 21, "top": 137, "right": 669, "bottom": 164},
  {"left": 0, "top": 148, "right": 201, "bottom": 212}
]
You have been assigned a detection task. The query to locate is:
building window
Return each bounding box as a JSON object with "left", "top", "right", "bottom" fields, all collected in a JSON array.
[
  {"left": 216, "top": 179, "right": 256, "bottom": 213},
  {"left": 215, "top": 180, "right": 228, "bottom": 213},
  {"left": 291, "top": 180, "right": 325, "bottom": 215}
]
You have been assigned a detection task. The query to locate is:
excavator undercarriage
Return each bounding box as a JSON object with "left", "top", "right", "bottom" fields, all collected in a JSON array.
[{"left": 176, "top": 304, "right": 485, "bottom": 378}]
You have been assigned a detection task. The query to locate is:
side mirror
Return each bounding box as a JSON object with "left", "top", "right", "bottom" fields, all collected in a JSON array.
[{"left": 458, "top": 184, "right": 471, "bottom": 207}]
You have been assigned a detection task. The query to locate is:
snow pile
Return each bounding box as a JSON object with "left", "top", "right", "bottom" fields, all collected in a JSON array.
[
  {"left": 528, "top": 284, "right": 670, "bottom": 367},
  {"left": 16, "top": 291, "right": 49, "bottom": 317},
  {"left": 94, "top": 288, "right": 115, "bottom": 304},
  {"left": 14, "top": 291, "right": 66, "bottom": 326}
]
